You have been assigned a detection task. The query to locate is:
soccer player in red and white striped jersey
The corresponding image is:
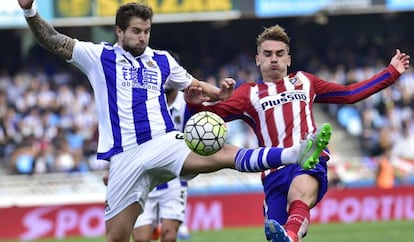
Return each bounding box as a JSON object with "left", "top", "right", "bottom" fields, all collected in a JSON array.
[{"left": 186, "top": 24, "right": 410, "bottom": 242}]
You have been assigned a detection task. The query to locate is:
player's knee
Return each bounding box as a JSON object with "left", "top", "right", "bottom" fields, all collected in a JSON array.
[
  {"left": 134, "top": 239, "right": 150, "bottom": 242},
  {"left": 160, "top": 232, "right": 178, "bottom": 242},
  {"left": 107, "top": 232, "right": 131, "bottom": 242},
  {"left": 160, "top": 228, "right": 178, "bottom": 242}
]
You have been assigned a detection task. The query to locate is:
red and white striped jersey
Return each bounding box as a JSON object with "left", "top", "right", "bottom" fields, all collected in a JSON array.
[{"left": 191, "top": 65, "right": 400, "bottom": 177}]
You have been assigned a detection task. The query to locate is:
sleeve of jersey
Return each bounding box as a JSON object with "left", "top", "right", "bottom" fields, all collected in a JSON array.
[
  {"left": 164, "top": 52, "right": 193, "bottom": 91},
  {"left": 67, "top": 41, "right": 102, "bottom": 75},
  {"left": 187, "top": 84, "right": 250, "bottom": 122},
  {"left": 314, "top": 65, "right": 401, "bottom": 104}
]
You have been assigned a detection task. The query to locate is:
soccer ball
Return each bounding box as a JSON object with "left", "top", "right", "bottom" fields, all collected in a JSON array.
[{"left": 184, "top": 111, "right": 227, "bottom": 156}]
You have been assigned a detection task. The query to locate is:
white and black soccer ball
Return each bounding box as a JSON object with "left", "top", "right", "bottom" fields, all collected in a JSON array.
[{"left": 184, "top": 111, "right": 227, "bottom": 156}]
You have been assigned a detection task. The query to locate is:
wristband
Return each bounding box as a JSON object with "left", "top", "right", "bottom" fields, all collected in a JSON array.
[{"left": 23, "top": 8, "right": 37, "bottom": 18}]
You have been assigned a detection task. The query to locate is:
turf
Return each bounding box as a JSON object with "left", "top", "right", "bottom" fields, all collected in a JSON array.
[{"left": 4, "top": 220, "right": 414, "bottom": 242}]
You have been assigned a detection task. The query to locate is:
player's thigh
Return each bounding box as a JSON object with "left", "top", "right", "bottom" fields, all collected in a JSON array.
[
  {"left": 288, "top": 174, "right": 320, "bottom": 201},
  {"left": 288, "top": 163, "right": 328, "bottom": 207},
  {"left": 105, "top": 147, "right": 152, "bottom": 221},
  {"left": 145, "top": 131, "right": 191, "bottom": 186},
  {"left": 106, "top": 202, "right": 142, "bottom": 241}
]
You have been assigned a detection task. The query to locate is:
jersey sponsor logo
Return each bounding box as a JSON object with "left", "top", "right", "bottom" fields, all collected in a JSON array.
[
  {"left": 121, "top": 67, "right": 160, "bottom": 91},
  {"left": 260, "top": 90, "right": 307, "bottom": 111}
]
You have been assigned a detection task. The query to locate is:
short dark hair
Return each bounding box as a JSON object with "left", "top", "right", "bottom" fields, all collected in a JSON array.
[
  {"left": 115, "top": 3, "right": 153, "bottom": 31},
  {"left": 256, "top": 24, "right": 290, "bottom": 51}
]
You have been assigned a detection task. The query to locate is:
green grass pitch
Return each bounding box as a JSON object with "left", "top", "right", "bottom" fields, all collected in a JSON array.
[{"left": 4, "top": 220, "right": 413, "bottom": 242}]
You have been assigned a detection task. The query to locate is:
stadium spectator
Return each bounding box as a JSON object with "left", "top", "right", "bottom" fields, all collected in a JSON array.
[
  {"left": 8, "top": 135, "right": 38, "bottom": 174},
  {"left": 376, "top": 146, "right": 395, "bottom": 189}
]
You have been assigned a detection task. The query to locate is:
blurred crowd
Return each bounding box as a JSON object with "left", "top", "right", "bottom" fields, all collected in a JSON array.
[
  {"left": 1, "top": 13, "right": 414, "bottom": 188},
  {"left": 0, "top": 66, "right": 103, "bottom": 174}
]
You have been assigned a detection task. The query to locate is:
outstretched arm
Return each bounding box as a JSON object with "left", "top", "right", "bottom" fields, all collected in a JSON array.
[
  {"left": 186, "top": 78, "right": 236, "bottom": 104},
  {"left": 390, "top": 49, "right": 410, "bottom": 74},
  {"left": 315, "top": 49, "right": 411, "bottom": 104},
  {"left": 18, "top": 0, "right": 76, "bottom": 60}
]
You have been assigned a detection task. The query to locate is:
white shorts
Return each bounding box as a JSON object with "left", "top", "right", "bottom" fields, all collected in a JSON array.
[
  {"left": 104, "top": 131, "right": 191, "bottom": 221},
  {"left": 134, "top": 179, "right": 188, "bottom": 228}
]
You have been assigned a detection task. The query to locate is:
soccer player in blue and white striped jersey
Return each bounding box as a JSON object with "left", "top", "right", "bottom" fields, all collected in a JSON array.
[
  {"left": 19, "top": 1, "right": 332, "bottom": 241},
  {"left": 132, "top": 89, "right": 191, "bottom": 242}
]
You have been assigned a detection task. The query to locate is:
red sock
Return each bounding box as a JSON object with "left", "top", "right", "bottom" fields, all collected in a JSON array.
[{"left": 284, "top": 200, "right": 310, "bottom": 242}]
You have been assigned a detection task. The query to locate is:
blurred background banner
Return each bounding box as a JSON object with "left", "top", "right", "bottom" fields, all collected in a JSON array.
[
  {"left": 255, "top": 0, "right": 414, "bottom": 17},
  {"left": 3, "top": 0, "right": 414, "bottom": 30},
  {"left": 0, "top": 0, "right": 249, "bottom": 28},
  {"left": 1, "top": 185, "right": 413, "bottom": 240},
  {"left": 254, "top": 0, "right": 384, "bottom": 17},
  {"left": 53, "top": 0, "right": 236, "bottom": 17},
  {"left": 0, "top": 0, "right": 28, "bottom": 28},
  {"left": 0, "top": 0, "right": 52, "bottom": 29},
  {"left": 386, "top": 0, "right": 414, "bottom": 10},
  {"left": 51, "top": 0, "right": 246, "bottom": 25}
]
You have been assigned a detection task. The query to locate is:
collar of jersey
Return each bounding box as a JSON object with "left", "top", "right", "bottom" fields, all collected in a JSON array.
[{"left": 112, "top": 43, "right": 154, "bottom": 59}]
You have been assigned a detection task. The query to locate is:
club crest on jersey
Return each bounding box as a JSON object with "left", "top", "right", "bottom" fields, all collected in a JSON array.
[
  {"left": 289, "top": 77, "right": 302, "bottom": 87},
  {"left": 146, "top": 60, "right": 155, "bottom": 67}
]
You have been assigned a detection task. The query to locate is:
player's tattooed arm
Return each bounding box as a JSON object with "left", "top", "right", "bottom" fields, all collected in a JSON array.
[{"left": 25, "top": 14, "right": 75, "bottom": 60}]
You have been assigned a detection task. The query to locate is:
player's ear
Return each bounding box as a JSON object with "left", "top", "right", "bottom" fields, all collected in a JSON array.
[
  {"left": 115, "top": 26, "right": 123, "bottom": 39},
  {"left": 255, "top": 55, "right": 260, "bottom": 66}
]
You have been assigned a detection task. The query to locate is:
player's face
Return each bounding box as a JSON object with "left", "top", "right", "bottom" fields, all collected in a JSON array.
[
  {"left": 117, "top": 17, "right": 151, "bottom": 57},
  {"left": 256, "top": 40, "right": 291, "bottom": 81}
]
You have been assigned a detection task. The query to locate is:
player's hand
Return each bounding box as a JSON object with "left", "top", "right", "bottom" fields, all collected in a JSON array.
[
  {"left": 18, "top": 0, "right": 34, "bottom": 9},
  {"left": 390, "top": 49, "right": 410, "bottom": 74},
  {"left": 184, "top": 86, "right": 210, "bottom": 104},
  {"left": 217, "top": 78, "right": 235, "bottom": 101}
]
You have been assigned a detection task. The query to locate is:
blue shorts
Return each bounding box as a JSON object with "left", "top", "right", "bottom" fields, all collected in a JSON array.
[{"left": 262, "top": 157, "right": 328, "bottom": 224}]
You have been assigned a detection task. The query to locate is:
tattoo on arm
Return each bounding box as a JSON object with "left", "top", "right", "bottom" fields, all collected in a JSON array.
[{"left": 26, "top": 14, "right": 76, "bottom": 60}]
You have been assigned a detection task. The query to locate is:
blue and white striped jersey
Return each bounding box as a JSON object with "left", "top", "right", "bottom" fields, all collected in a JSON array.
[{"left": 69, "top": 41, "right": 193, "bottom": 160}]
